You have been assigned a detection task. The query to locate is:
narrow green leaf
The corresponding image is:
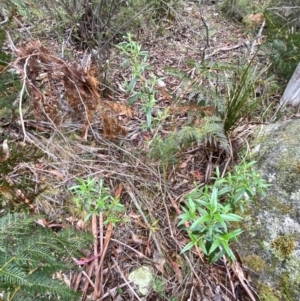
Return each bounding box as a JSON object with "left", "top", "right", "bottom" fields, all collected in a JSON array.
[
  {"left": 190, "top": 214, "right": 210, "bottom": 230},
  {"left": 208, "top": 239, "right": 221, "bottom": 255},
  {"left": 126, "top": 77, "right": 137, "bottom": 94},
  {"left": 210, "top": 187, "right": 219, "bottom": 214},
  {"left": 220, "top": 213, "right": 243, "bottom": 222},
  {"left": 187, "top": 197, "right": 196, "bottom": 212},
  {"left": 218, "top": 186, "right": 232, "bottom": 196},
  {"left": 181, "top": 241, "right": 195, "bottom": 253},
  {"left": 209, "top": 249, "right": 224, "bottom": 263},
  {"left": 198, "top": 239, "right": 208, "bottom": 255},
  {"left": 213, "top": 214, "right": 227, "bottom": 229},
  {"left": 221, "top": 243, "right": 235, "bottom": 262},
  {"left": 222, "top": 229, "right": 243, "bottom": 241}
]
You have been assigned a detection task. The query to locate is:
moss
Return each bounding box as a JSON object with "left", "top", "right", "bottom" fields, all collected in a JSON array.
[
  {"left": 243, "top": 254, "right": 266, "bottom": 272},
  {"left": 265, "top": 195, "right": 295, "bottom": 216},
  {"left": 279, "top": 273, "right": 298, "bottom": 301},
  {"left": 271, "top": 235, "right": 295, "bottom": 257},
  {"left": 258, "top": 283, "right": 281, "bottom": 301}
]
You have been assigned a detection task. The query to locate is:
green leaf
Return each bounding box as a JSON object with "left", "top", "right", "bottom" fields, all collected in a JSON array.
[
  {"left": 181, "top": 241, "right": 194, "bottom": 253},
  {"left": 208, "top": 249, "right": 224, "bottom": 263},
  {"left": 213, "top": 213, "right": 227, "bottom": 229},
  {"left": 210, "top": 187, "right": 219, "bottom": 214},
  {"left": 190, "top": 214, "right": 210, "bottom": 230},
  {"left": 208, "top": 238, "right": 221, "bottom": 255},
  {"left": 126, "top": 77, "right": 137, "bottom": 94},
  {"left": 197, "top": 239, "right": 208, "bottom": 255},
  {"left": 221, "top": 229, "right": 243, "bottom": 241},
  {"left": 187, "top": 197, "right": 196, "bottom": 213},
  {"left": 178, "top": 216, "right": 190, "bottom": 227},
  {"left": 218, "top": 186, "right": 232, "bottom": 196},
  {"left": 219, "top": 213, "right": 243, "bottom": 222},
  {"left": 127, "top": 92, "right": 141, "bottom": 105},
  {"left": 220, "top": 240, "right": 236, "bottom": 261},
  {"left": 146, "top": 108, "right": 152, "bottom": 128}
]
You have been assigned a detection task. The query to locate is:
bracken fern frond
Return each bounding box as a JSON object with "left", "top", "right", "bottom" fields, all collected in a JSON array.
[{"left": 177, "top": 116, "right": 229, "bottom": 152}]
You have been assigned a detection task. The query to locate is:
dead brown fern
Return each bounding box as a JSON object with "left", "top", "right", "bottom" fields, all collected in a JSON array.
[
  {"left": 13, "top": 41, "right": 129, "bottom": 140},
  {"left": 101, "top": 112, "right": 127, "bottom": 140}
]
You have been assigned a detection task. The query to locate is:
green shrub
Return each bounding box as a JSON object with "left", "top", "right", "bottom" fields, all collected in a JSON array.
[
  {"left": 69, "top": 177, "right": 125, "bottom": 224},
  {"left": 178, "top": 160, "right": 269, "bottom": 263},
  {"left": 265, "top": 8, "right": 300, "bottom": 80}
]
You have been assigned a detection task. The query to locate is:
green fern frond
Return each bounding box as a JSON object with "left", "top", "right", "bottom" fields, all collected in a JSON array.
[
  {"left": 0, "top": 263, "right": 29, "bottom": 286},
  {"left": 149, "top": 115, "right": 230, "bottom": 167},
  {"left": 148, "top": 133, "right": 180, "bottom": 167},
  {"left": 177, "top": 116, "right": 229, "bottom": 152},
  {"left": 0, "top": 213, "right": 91, "bottom": 300}
]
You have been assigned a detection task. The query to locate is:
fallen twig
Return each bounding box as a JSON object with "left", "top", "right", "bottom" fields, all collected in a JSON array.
[
  {"left": 126, "top": 184, "right": 163, "bottom": 254},
  {"left": 112, "top": 257, "right": 142, "bottom": 301},
  {"left": 250, "top": 20, "right": 266, "bottom": 57},
  {"left": 94, "top": 222, "right": 113, "bottom": 299}
]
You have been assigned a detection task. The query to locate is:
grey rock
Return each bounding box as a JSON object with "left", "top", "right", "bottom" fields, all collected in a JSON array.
[{"left": 236, "top": 119, "right": 300, "bottom": 301}]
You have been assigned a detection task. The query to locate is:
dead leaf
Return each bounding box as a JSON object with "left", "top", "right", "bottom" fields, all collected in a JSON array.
[
  {"left": 103, "top": 100, "right": 133, "bottom": 117},
  {"left": 74, "top": 253, "right": 102, "bottom": 266},
  {"left": 48, "top": 169, "right": 64, "bottom": 180},
  {"left": 36, "top": 218, "right": 48, "bottom": 227},
  {"left": 190, "top": 170, "right": 204, "bottom": 180},
  {"left": 76, "top": 219, "right": 85, "bottom": 230},
  {"left": 115, "top": 183, "right": 123, "bottom": 198},
  {"left": 180, "top": 161, "right": 188, "bottom": 169},
  {"left": 131, "top": 232, "right": 146, "bottom": 244},
  {"left": 167, "top": 255, "right": 183, "bottom": 282},
  {"left": 153, "top": 250, "right": 166, "bottom": 274},
  {"left": 2, "top": 139, "right": 9, "bottom": 160},
  {"left": 128, "top": 211, "right": 141, "bottom": 219}
]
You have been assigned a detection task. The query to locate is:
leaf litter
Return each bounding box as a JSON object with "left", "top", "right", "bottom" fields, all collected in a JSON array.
[{"left": 1, "top": 1, "right": 266, "bottom": 300}]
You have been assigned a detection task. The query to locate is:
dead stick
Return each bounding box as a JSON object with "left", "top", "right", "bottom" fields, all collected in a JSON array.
[
  {"left": 98, "top": 213, "right": 104, "bottom": 297},
  {"left": 94, "top": 222, "right": 113, "bottom": 299},
  {"left": 73, "top": 271, "right": 82, "bottom": 291},
  {"left": 112, "top": 258, "right": 142, "bottom": 301},
  {"left": 92, "top": 214, "right": 99, "bottom": 273},
  {"left": 81, "top": 262, "right": 94, "bottom": 301}
]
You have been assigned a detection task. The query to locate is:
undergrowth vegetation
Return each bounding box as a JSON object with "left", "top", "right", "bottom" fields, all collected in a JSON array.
[
  {"left": 265, "top": 6, "right": 300, "bottom": 80},
  {"left": 179, "top": 160, "right": 269, "bottom": 263},
  {"left": 149, "top": 58, "right": 278, "bottom": 168},
  {"left": 0, "top": 0, "right": 294, "bottom": 299},
  {"left": 0, "top": 213, "right": 91, "bottom": 301},
  {"left": 0, "top": 29, "right": 20, "bottom": 120},
  {"left": 69, "top": 177, "right": 125, "bottom": 224}
]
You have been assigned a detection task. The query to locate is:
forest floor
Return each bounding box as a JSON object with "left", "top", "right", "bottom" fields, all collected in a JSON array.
[{"left": 1, "top": 1, "right": 280, "bottom": 300}]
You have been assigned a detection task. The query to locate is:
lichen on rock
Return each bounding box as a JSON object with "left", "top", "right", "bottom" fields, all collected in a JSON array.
[{"left": 236, "top": 120, "right": 300, "bottom": 301}]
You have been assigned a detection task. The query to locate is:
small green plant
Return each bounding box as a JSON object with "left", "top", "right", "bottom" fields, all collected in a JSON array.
[
  {"left": 178, "top": 160, "right": 269, "bottom": 263},
  {"left": 152, "top": 276, "right": 166, "bottom": 298},
  {"left": 117, "top": 34, "right": 162, "bottom": 130},
  {"left": 117, "top": 33, "right": 149, "bottom": 94},
  {"left": 212, "top": 160, "right": 270, "bottom": 213},
  {"left": 68, "top": 177, "right": 124, "bottom": 224}
]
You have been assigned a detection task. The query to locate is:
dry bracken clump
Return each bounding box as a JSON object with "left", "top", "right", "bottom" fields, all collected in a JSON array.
[{"left": 13, "top": 40, "right": 128, "bottom": 140}]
